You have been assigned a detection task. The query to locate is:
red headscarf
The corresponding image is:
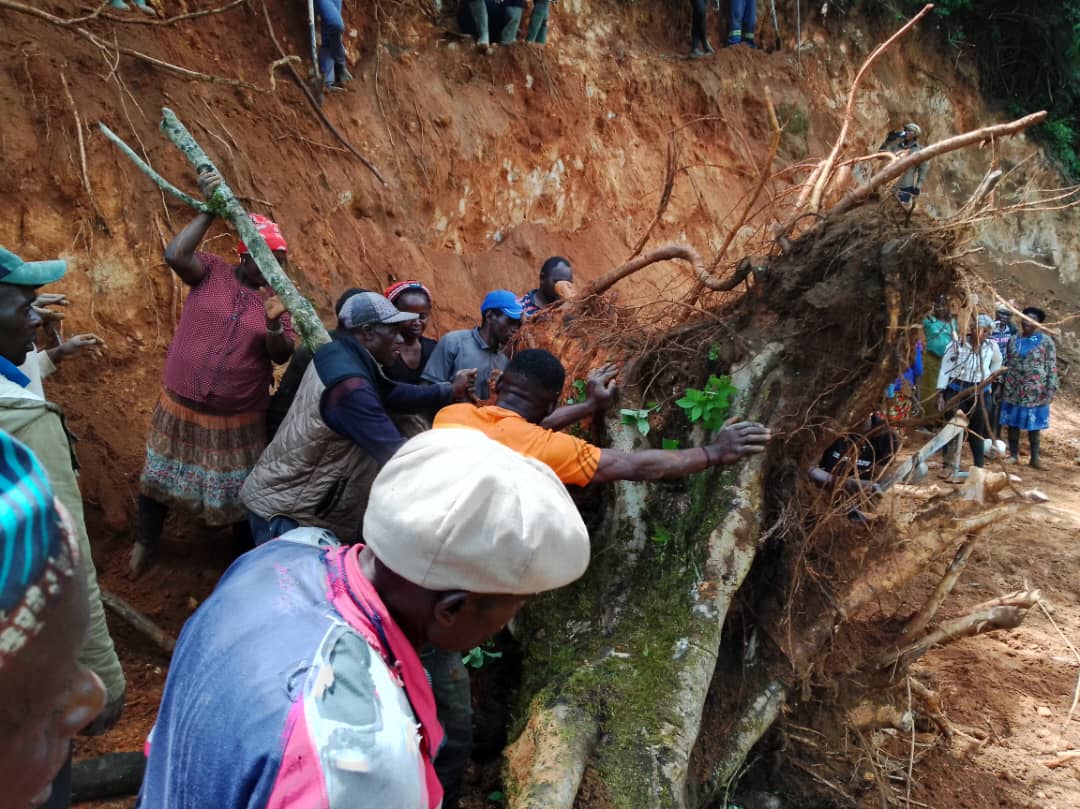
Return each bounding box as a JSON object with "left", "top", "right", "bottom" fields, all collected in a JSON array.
[
  {"left": 384, "top": 280, "right": 432, "bottom": 304},
  {"left": 236, "top": 213, "right": 288, "bottom": 255}
]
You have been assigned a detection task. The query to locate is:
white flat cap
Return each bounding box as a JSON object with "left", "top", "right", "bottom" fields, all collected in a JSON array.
[{"left": 363, "top": 429, "right": 590, "bottom": 595}]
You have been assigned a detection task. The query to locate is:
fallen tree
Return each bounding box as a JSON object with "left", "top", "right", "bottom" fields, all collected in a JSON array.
[{"left": 496, "top": 10, "right": 1057, "bottom": 806}]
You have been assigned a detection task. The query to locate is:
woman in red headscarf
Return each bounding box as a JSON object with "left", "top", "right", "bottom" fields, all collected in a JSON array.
[
  {"left": 130, "top": 170, "right": 296, "bottom": 578},
  {"left": 384, "top": 280, "right": 438, "bottom": 385}
]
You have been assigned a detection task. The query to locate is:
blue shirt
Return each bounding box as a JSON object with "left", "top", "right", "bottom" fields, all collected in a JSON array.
[
  {"left": 0, "top": 355, "right": 31, "bottom": 388},
  {"left": 422, "top": 327, "right": 507, "bottom": 399}
]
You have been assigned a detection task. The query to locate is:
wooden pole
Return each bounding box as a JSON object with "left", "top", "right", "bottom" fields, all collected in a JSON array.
[{"left": 100, "top": 109, "right": 332, "bottom": 349}]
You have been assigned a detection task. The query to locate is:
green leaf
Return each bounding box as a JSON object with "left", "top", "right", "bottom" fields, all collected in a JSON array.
[
  {"left": 675, "top": 396, "right": 696, "bottom": 409},
  {"left": 690, "top": 404, "right": 704, "bottom": 422},
  {"left": 651, "top": 526, "right": 672, "bottom": 546},
  {"left": 662, "top": 438, "right": 680, "bottom": 449}
]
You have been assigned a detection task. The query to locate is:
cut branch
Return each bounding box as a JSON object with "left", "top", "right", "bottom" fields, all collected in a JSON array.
[
  {"left": 897, "top": 531, "right": 981, "bottom": 646},
  {"left": 877, "top": 592, "right": 1040, "bottom": 674},
  {"left": 158, "top": 108, "right": 331, "bottom": 349},
  {"left": 100, "top": 588, "right": 175, "bottom": 655},
  {"left": 829, "top": 112, "right": 1048, "bottom": 217}
]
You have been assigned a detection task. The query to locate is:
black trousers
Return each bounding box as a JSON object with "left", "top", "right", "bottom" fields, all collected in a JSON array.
[
  {"left": 689, "top": 0, "right": 708, "bottom": 50},
  {"left": 946, "top": 383, "right": 991, "bottom": 467}
]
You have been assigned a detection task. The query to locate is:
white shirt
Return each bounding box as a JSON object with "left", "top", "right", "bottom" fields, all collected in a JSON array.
[
  {"left": 17, "top": 349, "right": 56, "bottom": 400},
  {"left": 937, "top": 339, "right": 1002, "bottom": 390}
]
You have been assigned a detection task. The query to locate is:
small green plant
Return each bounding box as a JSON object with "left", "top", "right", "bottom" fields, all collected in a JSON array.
[
  {"left": 651, "top": 525, "right": 673, "bottom": 547},
  {"left": 564, "top": 378, "right": 587, "bottom": 405},
  {"left": 662, "top": 438, "right": 680, "bottom": 450},
  {"left": 462, "top": 642, "right": 503, "bottom": 669},
  {"left": 676, "top": 375, "right": 738, "bottom": 432},
  {"left": 619, "top": 403, "right": 659, "bottom": 436},
  {"left": 707, "top": 343, "right": 721, "bottom": 362},
  {"left": 487, "top": 791, "right": 506, "bottom": 804}
]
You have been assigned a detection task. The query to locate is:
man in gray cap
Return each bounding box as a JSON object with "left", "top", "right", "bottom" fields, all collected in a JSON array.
[
  {"left": 242, "top": 291, "right": 476, "bottom": 544},
  {"left": 140, "top": 429, "right": 590, "bottom": 809},
  {"left": 879, "top": 122, "right": 928, "bottom": 204}
]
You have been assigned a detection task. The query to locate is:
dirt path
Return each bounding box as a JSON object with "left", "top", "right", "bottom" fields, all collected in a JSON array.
[{"left": 907, "top": 394, "right": 1080, "bottom": 809}]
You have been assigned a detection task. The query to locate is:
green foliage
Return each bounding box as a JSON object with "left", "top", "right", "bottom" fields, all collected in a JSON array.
[
  {"left": 619, "top": 403, "right": 659, "bottom": 436},
  {"left": 462, "top": 642, "right": 503, "bottom": 669},
  {"left": 675, "top": 375, "right": 738, "bottom": 432},
  {"left": 486, "top": 791, "right": 505, "bottom": 804},
  {"left": 650, "top": 524, "right": 673, "bottom": 547},
  {"left": 662, "top": 437, "right": 681, "bottom": 450},
  {"left": 564, "top": 378, "right": 587, "bottom": 405},
  {"left": 902, "top": 0, "right": 1080, "bottom": 180},
  {"left": 707, "top": 343, "right": 722, "bottom": 362}
]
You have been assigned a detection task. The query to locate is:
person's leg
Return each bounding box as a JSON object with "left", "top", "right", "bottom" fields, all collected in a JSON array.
[
  {"left": 316, "top": 0, "right": 347, "bottom": 85},
  {"left": 727, "top": 0, "right": 745, "bottom": 45},
  {"left": 1007, "top": 426, "right": 1021, "bottom": 462},
  {"left": 500, "top": 5, "right": 524, "bottom": 44},
  {"left": 130, "top": 494, "right": 168, "bottom": 578},
  {"left": 1029, "top": 430, "right": 1043, "bottom": 469},
  {"left": 741, "top": 0, "right": 757, "bottom": 46},
  {"left": 424, "top": 648, "right": 474, "bottom": 805},
  {"left": 469, "top": 0, "right": 491, "bottom": 46},
  {"left": 526, "top": 0, "right": 550, "bottom": 43},
  {"left": 689, "top": 0, "right": 708, "bottom": 53},
  {"left": 967, "top": 392, "right": 990, "bottom": 468}
]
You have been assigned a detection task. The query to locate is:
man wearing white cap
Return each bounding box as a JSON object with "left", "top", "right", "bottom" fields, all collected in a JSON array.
[
  {"left": 138, "top": 429, "right": 590, "bottom": 809},
  {"left": 242, "top": 291, "right": 476, "bottom": 545}
]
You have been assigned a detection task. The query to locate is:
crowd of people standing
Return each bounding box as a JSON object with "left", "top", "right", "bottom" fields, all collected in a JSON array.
[{"left": 0, "top": 155, "right": 774, "bottom": 807}]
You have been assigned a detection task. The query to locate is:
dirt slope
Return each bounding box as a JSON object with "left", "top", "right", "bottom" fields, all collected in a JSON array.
[{"left": 1, "top": 1, "right": 1079, "bottom": 807}]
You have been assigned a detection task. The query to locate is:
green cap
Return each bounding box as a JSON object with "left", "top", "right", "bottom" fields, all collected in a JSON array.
[{"left": 0, "top": 247, "right": 67, "bottom": 287}]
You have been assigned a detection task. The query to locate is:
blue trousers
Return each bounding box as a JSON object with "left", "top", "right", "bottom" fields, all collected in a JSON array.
[
  {"left": 248, "top": 512, "right": 301, "bottom": 546},
  {"left": 728, "top": 0, "right": 756, "bottom": 41},
  {"left": 316, "top": 0, "right": 347, "bottom": 84}
]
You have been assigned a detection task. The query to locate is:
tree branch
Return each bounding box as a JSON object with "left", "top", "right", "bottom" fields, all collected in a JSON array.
[{"left": 829, "top": 111, "right": 1048, "bottom": 216}]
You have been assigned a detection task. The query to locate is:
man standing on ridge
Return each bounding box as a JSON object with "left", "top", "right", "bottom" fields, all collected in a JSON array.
[
  {"left": 880, "top": 122, "right": 927, "bottom": 204},
  {"left": 423, "top": 289, "right": 522, "bottom": 400}
]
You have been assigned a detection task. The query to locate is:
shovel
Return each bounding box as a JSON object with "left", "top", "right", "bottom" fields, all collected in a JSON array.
[{"left": 307, "top": 0, "right": 321, "bottom": 86}]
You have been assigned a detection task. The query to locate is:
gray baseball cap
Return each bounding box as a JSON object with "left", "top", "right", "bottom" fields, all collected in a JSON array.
[{"left": 338, "top": 291, "right": 419, "bottom": 329}]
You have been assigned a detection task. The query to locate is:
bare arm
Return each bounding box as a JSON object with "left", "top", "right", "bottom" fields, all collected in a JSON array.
[
  {"left": 592, "top": 421, "right": 771, "bottom": 484},
  {"left": 541, "top": 363, "right": 620, "bottom": 431},
  {"left": 164, "top": 212, "right": 213, "bottom": 286},
  {"left": 163, "top": 170, "right": 223, "bottom": 286}
]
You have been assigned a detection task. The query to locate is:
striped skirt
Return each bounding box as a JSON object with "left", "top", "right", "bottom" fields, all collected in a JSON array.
[{"left": 139, "top": 389, "right": 267, "bottom": 526}]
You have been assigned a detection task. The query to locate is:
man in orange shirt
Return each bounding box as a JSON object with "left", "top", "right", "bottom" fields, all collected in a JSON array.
[{"left": 434, "top": 349, "right": 771, "bottom": 484}]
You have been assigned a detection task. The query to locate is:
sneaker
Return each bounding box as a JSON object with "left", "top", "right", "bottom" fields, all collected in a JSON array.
[
  {"left": 689, "top": 48, "right": 706, "bottom": 59},
  {"left": 725, "top": 35, "right": 742, "bottom": 47},
  {"left": 1003, "top": 455, "right": 1019, "bottom": 465},
  {"left": 742, "top": 38, "right": 756, "bottom": 49},
  {"left": 334, "top": 64, "right": 354, "bottom": 85}
]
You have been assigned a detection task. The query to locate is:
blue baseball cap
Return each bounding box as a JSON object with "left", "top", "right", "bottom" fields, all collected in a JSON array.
[
  {"left": 0, "top": 247, "right": 67, "bottom": 287},
  {"left": 481, "top": 289, "right": 524, "bottom": 320}
]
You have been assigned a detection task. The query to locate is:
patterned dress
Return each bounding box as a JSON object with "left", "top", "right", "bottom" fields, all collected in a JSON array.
[{"left": 999, "top": 332, "right": 1059, "bottom": 431}]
